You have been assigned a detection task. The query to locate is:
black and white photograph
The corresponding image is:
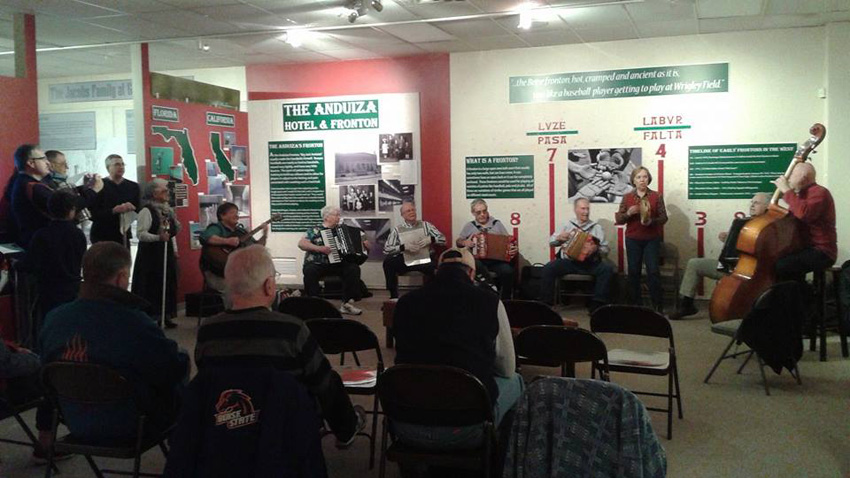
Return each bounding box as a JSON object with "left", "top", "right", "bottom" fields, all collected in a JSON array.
[
  {"left": 568, "top": 148, "right": 641, "bottom": 203},
  {"left": 230, "top": 184, "right": 251, "bottom": 217},
  {"left": 378, "top": 179, "right": 416, "bottom": 212},
  {"left": 230, "top": 145, "right": 248, "bottom": 180},
  {"left": 339, "top": 184, "right": 376, "bottom": 215},
  {"left": 343, "top": 218, "right": 390, "bottom": 262},
  {"left": 206, "top": 159, "right": 218, "bottom": 178},
  {"left": 378, "top": 133, "right": 413, "bottom": 162},
  {"left": 335, "top": 151, "right": 381, "bottom": 185},
  {"left": 198, "top": 194, "right": 224, "bottom": 229},
  {"left": 223, "top": 131, "right": 236, "bottom": 150}
]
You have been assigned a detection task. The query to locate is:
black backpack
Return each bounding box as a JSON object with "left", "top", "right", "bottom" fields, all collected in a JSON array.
[{"left": 518, "top": 263, "right": 546, "bottom": 300}]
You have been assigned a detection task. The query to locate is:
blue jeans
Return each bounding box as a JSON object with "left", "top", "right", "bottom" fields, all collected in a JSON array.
[
  {"left": 539, "top": 258, "right": 614, "bottom": 305},
  {"left": 391, "top": 374, "right": 524, "bottom": 450},
  {"left": 626, "top": 237, "right": 662, "bottom": 307}
]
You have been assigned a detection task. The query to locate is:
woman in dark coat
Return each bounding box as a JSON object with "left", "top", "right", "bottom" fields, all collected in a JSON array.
[{"left": 132, "top": 179, "right": 181, "bottom": 328}]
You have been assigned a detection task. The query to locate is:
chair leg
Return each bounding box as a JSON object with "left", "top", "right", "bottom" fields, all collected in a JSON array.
[
  {"left": 378, "top": 417, "right": 389, "bottom": 478},
  {"left": 159, "top": 440, "right": 169, "bottom": 457},
  {"left": 756, "top": 355, "right": 771, "bottom": 396},
  {"left": 368, "top": 396, "right": 379, "bottom": 470},
  {"left": 737, "top": 351, "right": 754, "bottom": 374},
  {"left": 666, "top": 370, "right": 673, "bottom": 440},
  {"left": 704, "top": 335, "right": 737, "bottom": 383},
  {"left": 85, "top": 455, "right": 107, "bottom": 478},
  {"left": 673, "top": 361, "right": 683, "bottom": 419}
]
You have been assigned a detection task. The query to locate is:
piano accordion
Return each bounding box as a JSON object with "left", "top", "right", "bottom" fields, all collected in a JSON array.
[
  {"left": 561, "top": 230, "right": 595, "bottom": 262},
  {"left": 470, "top": 233, "right": 516, "bottom": 262},
  {"left": 320, "top": 224, "right": 368, "bottom": 265}
]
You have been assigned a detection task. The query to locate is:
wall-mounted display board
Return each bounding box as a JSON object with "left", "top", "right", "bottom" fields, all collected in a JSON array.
[
  {"left": 48, "top": 79, "right": 133, "bottom": 104},
  {"left": 465, "top": 155, "right": 534, "bottom": 199},
  {"left": 688, "top": 144, "right": 795, "bottom": 199},
  {"left": 38, "top": 111, "right": 97, "bottom": 151},
  {"left": 269, "top": 140, "right": 326, "bottom": 232}
]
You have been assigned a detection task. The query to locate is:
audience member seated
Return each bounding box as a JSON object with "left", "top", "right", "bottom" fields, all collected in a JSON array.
[
  {"left": 194, "top": 245, "right": 365, "bottom": 448},
  {"left": 539, "top": 198, "right": 613, "bottom": 313},
  {"left": 0, "top": 336, "right": 68, "bottom": 463},
  {"left": 17, "top": 190, "right": 87, "bottom": 319},
  {"left": 298, "top": 205, "right": 368, "bottom": 315},
  {"left": 39, "top": 242, "right": 189, "bottom": 440},
  {"left": 392, "top": 247, "right": 523, "bottom": 449},
  {"left": 382, "top": 199, "right": 445, "bottom": 299}
]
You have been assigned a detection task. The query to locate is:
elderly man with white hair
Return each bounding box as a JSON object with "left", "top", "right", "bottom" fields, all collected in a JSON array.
[
  {"left": 382, "top": 199, "right": 445, "bottom": 299},
  {"left": 195, "top": 244, "right": 366, "bottom": 448},
  {"left": 90, "top": 153, "right": 140, "bottom": 246},
  {"left": 298, "top": 205, "right": 368, "bottom": 315}
]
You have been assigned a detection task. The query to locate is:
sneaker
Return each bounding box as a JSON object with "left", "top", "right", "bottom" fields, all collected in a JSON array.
[
  {"left": 339, "top": 300, "right": 362, "bottom": 316},
  {"left": 163, "top": 318, "right": 178, "bottom": 329},
  {"left": 336, "top": 405, "right": 368, "bottom": 449},
  {"left": 31, "top": 449, "right": 74, "bottom": 465}
]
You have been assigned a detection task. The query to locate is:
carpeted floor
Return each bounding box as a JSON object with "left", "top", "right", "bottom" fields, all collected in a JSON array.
[{"left": 1, "top": 292, "right": 848, "bottom": 478}]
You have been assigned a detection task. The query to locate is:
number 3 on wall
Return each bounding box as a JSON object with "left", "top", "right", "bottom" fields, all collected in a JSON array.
[
  {"left": 510, "top": 212, "right": 521, "bottom": 226},
  {"left": 694, "top": 211, "right": 707, "bottom": 227}
]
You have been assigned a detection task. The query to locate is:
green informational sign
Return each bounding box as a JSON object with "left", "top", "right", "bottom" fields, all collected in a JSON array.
[
  {"left": 152, "top": 105, "right": 178, "bottom": 122},
  {"left": 282, "top": 100, "right": 379, "bottom": 132},
  {"left": 465, "top": 155, "right": 534, "bottom": 199},
  {"left": 509, "top": 63, "right": 728, "bottom": 104},
  {"left": 206, "top": 112, "right": 235, "bottom": 127},
  {"left": 269, "top": 141, "right": 326, "bottom": 232},
  {"left": 688, "top": 143, "right": 796, "bottom": 199}
]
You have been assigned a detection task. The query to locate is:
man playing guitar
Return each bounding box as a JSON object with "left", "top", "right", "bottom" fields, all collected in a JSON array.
[{"left": 200, "top": 202, "right": 268, "bottom": 292}]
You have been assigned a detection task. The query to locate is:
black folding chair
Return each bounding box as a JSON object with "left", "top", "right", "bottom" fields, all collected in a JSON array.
[{"left": 514, "top": 325, "right": 609, "bottom": 380}]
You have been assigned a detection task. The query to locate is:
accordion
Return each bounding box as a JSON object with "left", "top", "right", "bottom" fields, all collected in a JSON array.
[
  {"left": 470, "top": 233, "right": 516, "bottom": 262},
  {"left": 561, "top": 230, "right": 595, "bottom": 262},
  {"left": 320, "top": 224, "right": 368, "bottom": 265}
]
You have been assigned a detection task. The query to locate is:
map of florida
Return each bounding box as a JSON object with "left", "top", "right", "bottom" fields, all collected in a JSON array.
[{"left": 151, "top": 126, "right": 198, "bottom": 184}]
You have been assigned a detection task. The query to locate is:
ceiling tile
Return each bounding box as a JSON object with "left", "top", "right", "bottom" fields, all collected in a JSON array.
[
  {"left": 558, "top": 5, "right": 633, "bottom": 28},
  {"left": 465, "top": 0, "right": 543, "bottom": 14},
  {"left": 462, "top": 34, "right": 529, "bottom": 50},
  {"left": 573, "top": 24, "right": 639, "bottom": 42},
  {"left": 157, "top": 0, "right": 243, "bottom": 7},
  {"left": 135, "top": 10, "right": 244, "bottom": 35},
  {"left": 825, "top": 0, "right": 850, "bottom": 11},
  {"left": 76, "top": 0, "right": 174, "bottom": 14},
  {"left": 191, "top": 4, "right": 273, "bottom": 23},
  {"left": 82, "top": 15, "right": 186, "bottom": 40},
  {"left": 697, "top": 0, "right": 763, "bottom": 19},
  {"left": 326, "top": 28, "right": 406, "bottom": 47},
  {"left": 493, "top": 9, "right": 571, "bottom": 32},
  {"left": 320, "top": 48, "right": 382, "bottom": 60},
  {"left": 354, "top": 2, "right": 423, "bottom": 23},
  {"left": 35, "top": 16, "right": 135, "bottom": 45},
  {"left": 362, "top": 42, "right": 426, "bottom": 56},
  {"left": 377, "top": 23, "right": 456, "bottom": 42},
  {"left": 33, "top": 0, "right": 124, "bottom": 19},
  {"left": 633, "top": 19, "right": 699, "bottom": 38},
  {"left": 432, "top": 18, "right": 510, "bottom": 37},
  {"left": 624, "top": 0, "right": 696, "bottom": 22},
  {"left": 517, "top": 29, "right": 584, "bottom": 46},
  {"left": 699, "top": 16, "right": 765, "bottom": 33},
  {"left": 760, "top": 13, "right": 829, "bottom": 28},
  {"left": 765, "top": 0, "right": 826, "bottom": 15},
  {"left": 414, "top": 39, "right": 477, "bottom": 52},
  {"left": 392, "top": 1, "right": 483, "bottom": 19}
]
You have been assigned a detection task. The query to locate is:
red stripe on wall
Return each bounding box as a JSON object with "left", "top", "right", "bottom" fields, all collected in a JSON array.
[
  {"left": 657, "top": 158, "right": 664, "bottom": 196},
  {"left": 549, "top": 162, "right": 555, "bottom": 261},
  {"left": 617, "top": 226, "right": 625, "bottom": 273},
  {"left": 697, "top": 226, "right": 705, "bottom": 296}
]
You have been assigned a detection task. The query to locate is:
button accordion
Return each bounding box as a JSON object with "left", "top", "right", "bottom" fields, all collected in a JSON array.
[
  {"left": 320, "top": 224, "right": 368, "bottom": 265},
  {"left": 470, "top": 232, "right": 516, "bottom": 262},
  {"left": 561, "top": 230, "right": 595, "bottom": 262}
]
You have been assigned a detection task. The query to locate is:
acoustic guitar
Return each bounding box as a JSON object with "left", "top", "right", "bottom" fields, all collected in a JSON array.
[{"left": 201, "top": 213, "right": 283, "bottom": 275}]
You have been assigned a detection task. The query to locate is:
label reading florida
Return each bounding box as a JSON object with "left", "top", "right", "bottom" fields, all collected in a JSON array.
[
  {"left": 152, "top": 106, "right": 179, "bottom": 123},
  {"left": 283, "top": 100, "right": 379, "bottom": 132}
]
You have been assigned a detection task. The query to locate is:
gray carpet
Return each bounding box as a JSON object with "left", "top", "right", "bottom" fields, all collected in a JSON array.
[{"left": 1, "top": 293, "right": 848, "bottom": 477}]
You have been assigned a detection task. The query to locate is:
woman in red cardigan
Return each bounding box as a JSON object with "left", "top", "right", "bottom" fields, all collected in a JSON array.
[{"left": 615, "top": 167, "right": 668, "bottom": 312}]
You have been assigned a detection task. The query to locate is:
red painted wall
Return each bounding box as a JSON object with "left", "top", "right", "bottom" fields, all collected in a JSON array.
[
  {"left": 0, "top": 14, "right": 38, "bottom": 186},
  {"left": 246, "top": 54, "right": 452, "bottom": 239}
]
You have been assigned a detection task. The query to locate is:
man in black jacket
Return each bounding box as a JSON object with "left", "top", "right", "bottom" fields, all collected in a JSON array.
[{"left": 90, "top": 154, "right": 139, "bottom": 246}]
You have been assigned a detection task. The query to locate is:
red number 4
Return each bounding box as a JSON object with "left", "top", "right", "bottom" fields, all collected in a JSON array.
[{"left": 655, "top": 144, "right": 667, "bottom": 158}]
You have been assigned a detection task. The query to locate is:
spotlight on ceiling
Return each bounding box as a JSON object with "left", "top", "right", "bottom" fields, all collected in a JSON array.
[
  {"left": 348, "top": 10, "right": 359, "bottom": 23},
  {"left": 197, "top": 40, "right": 210, "bottom": 51},
  {"left": 371, "top": 0, "right": 383, "bottom": 12},
  {"left": 517, "top": 11, "right": 532, "bottom": 30}
]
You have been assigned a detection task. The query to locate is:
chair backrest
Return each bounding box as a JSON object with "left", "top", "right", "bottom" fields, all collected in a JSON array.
[
  {"left": 278, "top": 296, "right": 342, "bottom": 320},
  {"left": 305, "top": 318, "right": 384, "bottom": 369},
  {"left": 591, "top": 305, "right": 673, "bottom": 342},
  {"left": 377, "top": 364, "right": 492, "bottom": 427},
  {"left": 503, "top": 300, "right": 564, "bottom": 329},
  {"left": 41, "top": 362, "right": 134, "bottom": 404},
  {"left": 514, "top": 325, "right": 608, "bottom": 367}
]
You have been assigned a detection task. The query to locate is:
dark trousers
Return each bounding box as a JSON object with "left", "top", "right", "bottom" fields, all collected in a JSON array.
[
  {"left": 6, "top": 374, "right": 51, "bottom": 431},
  {"left": 303, "top": 261, "right": 361, "bottom": 302},
  {"left": 318, "top": 372, "right": 359, "bottom": 441},
  {"left": 626, "top": 237, "right": 662, "bottom": 307},
  {"left": 539, "top": 258, "right": 614, "bottom": 305},
  {"left": 382, "top": 253, "right": 435, "bottom": 299},
  {"left": 776, "top": 247, "right": 835, "bottom": 283},
  {"left": 479, "top": 259, "right": 515, "bottom": 300}
]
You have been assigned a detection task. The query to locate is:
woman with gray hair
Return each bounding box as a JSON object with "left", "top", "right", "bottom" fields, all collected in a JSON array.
[
  {"left": 90, "top": 153, "right": 140, "bottom": 246},
  {"left": 131, "top": 178, "right": 181, "bottom": 328}
]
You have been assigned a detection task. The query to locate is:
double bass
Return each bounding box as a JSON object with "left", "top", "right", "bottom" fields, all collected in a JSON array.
[{"left": 709, "top": 123, "right": 826, "bottom": 324}]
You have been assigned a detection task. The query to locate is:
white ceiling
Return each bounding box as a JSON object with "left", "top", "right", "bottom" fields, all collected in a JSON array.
[{"left": 0, "top": 0, "right": 847, "bottom": 78}]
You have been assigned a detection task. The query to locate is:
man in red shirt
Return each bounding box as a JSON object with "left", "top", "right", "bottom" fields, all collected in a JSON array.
[{"left": 772, "top": 162, "right": 837, "bottom": 281}]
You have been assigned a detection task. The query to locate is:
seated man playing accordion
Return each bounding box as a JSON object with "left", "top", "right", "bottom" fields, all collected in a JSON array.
[
  {"left": 456, "top": 199, "right": 518, "bottom": 299},
  {"left": 539, "top": 198, "right": 614, "bottom": 313}
]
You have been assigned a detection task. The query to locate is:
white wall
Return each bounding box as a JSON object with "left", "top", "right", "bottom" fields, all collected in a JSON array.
[{"left": 451, "top": 25, "right": 848, "bottom": 296}]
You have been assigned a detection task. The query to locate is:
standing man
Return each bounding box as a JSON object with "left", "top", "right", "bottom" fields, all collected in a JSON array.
[
  {"left": 90, "top": 154, "right": 140, "bottom": 246},
  {"left": 669, "top": 193, "right": 770, "bottom": 320},
  {"left": 298, "top": 206, "right": 368, "bottom": 315},
  {"left": 456, "top": 198, "right": 517, "bottom": 300},
  {"left": 539, "top": 198, "right": 613, "bottom": 313},
  {"left": 382, "top": 199, "right": 445, "bottom": 299},
  {"left": 45, "top": 149, "right": 94, "bottom": 223},
  {"left": 772, "top": 162, "right": 837, "bottom": 280},
  {"left": 199, "top": 202, "right": 268, "bottom": 293}
]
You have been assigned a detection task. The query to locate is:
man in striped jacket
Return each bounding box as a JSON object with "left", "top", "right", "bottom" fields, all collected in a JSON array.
[{"left": 382, "top": 199, "right": 446, "bottom": 299}]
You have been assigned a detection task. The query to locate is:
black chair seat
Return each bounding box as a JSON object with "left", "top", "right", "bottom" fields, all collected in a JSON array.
[
  {"left": 54, "top": 432, "right": 165, "bottom": 459},
  {"left": 386, "top": 442, "right": 488, "bottom": 469}
]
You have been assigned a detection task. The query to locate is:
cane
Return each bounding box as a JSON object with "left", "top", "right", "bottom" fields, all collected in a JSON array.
[{"left": 160, "top": 219, "right": 170, "bottom": 328}]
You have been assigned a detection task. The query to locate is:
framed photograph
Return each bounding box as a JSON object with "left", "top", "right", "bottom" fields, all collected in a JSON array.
[
  {"left": 378, "top": 133, "right": 413, "bottom": 163},
  {"left": 335, "top": 151, "right": 381, "bottom": 185},
  {"left": 229, "top": 145, "right": 248, "bottom": 180},
  {"left": 567, "top": 148, "right": 642, "bottom": 203},
  {"left": 378, "top": 180, "right": 415, "bottom": 212},
  {"left": 340, "top": 184, "right": 376, "bottom": 215}
]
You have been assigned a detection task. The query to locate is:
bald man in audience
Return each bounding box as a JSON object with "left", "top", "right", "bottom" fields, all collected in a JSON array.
[
  {"left": 669, "top": 193, "right": 769, "bottom": 320},
  {"left": 772, "top": 162, "right": 837, "bottom": 281}
]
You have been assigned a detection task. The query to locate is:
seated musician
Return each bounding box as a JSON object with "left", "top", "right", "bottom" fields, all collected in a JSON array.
[
  {"left": 455, "top": 198, "right": 518, "bottom": 300},
  {"left": 382, "top": 199, "right": 446, "bottom": 299},
  {"left": 539, "top": 198, "right": 613, "bottom": 313},
  {"left": 199, "top": 202, "right": 268, "bottom": 293},
  {"left": 669, "top": 193, "right": 769, "bottom": 320},
  {"left": 298, "top": 205, "right": 368, "bottom": 316},
  {"left": 772, "top": 162, "right": 837, "bottom": 282}
]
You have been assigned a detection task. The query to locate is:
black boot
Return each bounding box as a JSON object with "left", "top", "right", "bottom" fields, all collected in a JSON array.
[{"left": 668, "top": 296, "right": 697, "bottom": 320}]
